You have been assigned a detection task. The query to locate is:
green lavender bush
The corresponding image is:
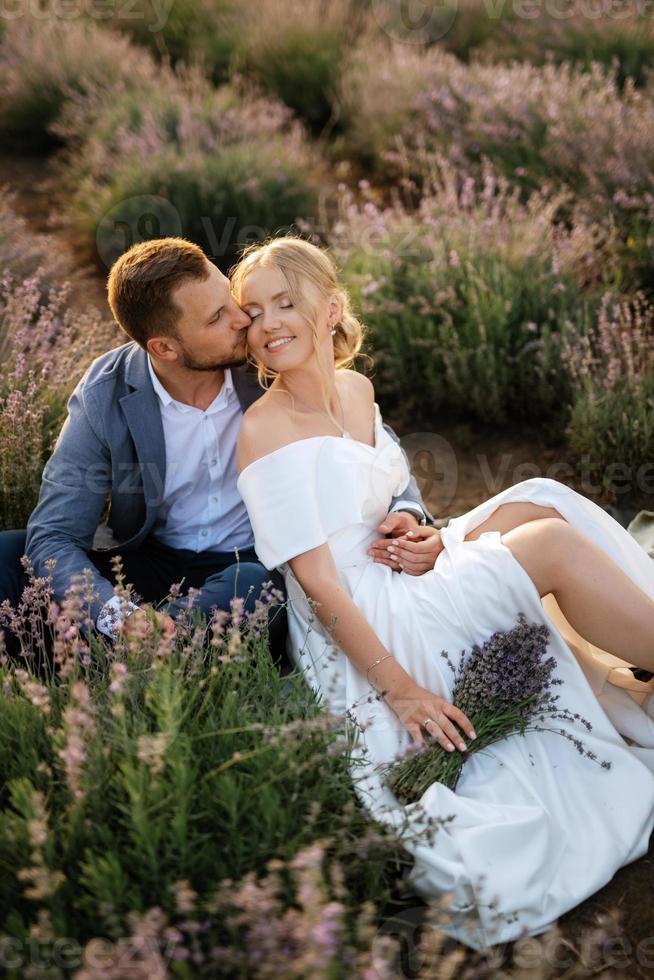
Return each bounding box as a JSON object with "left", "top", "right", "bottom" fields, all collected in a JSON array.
[
  {"left": 0, "top": 271, "right": 117, "bottom": 530},
  {"left": 331, "top": 162, "right": 606, "bottom": 430},
  {"left": 337, "top": 44, "right": 654, "bottom": 296},
  {"left": 0, "top": 572, "right": 642, "bottom": 976},
  {"left": 233, "top": 0, "right": 368, "bottom": 133},
  {"left": 0, "top": 15, "right": 162, "bottom": 148},
  {"left": 0, "top": 570, "right": 409, "bottom": 973},
  {"left": 564, "top": 293, "right": 654, "bottom": 505},
  {"left": 55, "top": 73, "right": 322, "bottom": 272},
  {"left": 109, "top": 0, "right": 242, "bottom": 83}
]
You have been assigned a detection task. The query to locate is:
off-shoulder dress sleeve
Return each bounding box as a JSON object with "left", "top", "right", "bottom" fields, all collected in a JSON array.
[{"left": 236, "top": 441, "right": 328, "bottom": 570}]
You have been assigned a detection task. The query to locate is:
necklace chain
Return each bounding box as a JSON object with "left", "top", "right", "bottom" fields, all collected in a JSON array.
[{"left": 277, "top": 381, "right": 350, "bottom": 437}]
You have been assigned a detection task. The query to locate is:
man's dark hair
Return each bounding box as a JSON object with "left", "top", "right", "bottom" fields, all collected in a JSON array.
[{"left": 107, "top": 237, "right": 211, "bottom": 349}]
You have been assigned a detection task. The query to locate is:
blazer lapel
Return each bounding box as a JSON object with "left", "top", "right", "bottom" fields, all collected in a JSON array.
[
  {"left": 120, "top": 345, "right": 167, "bottom": 513},
  {"left": 232, "top": 364, "right": 266, "bottom": 413},
  {"left": 118, "top": 349, "right": 263, "bottom": 518}
]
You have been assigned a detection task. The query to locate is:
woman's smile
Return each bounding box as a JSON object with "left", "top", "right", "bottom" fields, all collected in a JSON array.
[{"left": 265, "top": 335, "right": 295, "bottom": 352}]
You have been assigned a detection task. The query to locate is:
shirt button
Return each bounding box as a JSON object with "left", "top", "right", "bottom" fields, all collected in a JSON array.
[
  {"left": 201, "top": 529, "right": 208, "bottom": 537},
  {"left": 211, "top": 495, "right": 219, "bottom": 504},
  {"left": 210, "top": 458, "right": 217, "bottom": 466}
]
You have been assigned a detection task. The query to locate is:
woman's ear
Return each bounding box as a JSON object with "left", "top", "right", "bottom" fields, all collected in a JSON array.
[{"left": 328, "top": 293, "right": 342, "bottom": 327}]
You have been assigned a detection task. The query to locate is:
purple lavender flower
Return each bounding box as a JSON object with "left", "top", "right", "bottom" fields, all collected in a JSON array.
[{"left": 385, "top": 613, "right": 610, "bottom": 803}]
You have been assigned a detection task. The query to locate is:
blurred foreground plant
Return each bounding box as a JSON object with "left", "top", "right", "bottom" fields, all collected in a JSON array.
[{"left": 0, "top": 561, "right": 408, "bottom": 965}]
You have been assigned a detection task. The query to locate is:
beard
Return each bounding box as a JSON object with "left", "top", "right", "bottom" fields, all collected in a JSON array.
[{"left": 177, "top": 336, "right": 248, "bottom": 372}]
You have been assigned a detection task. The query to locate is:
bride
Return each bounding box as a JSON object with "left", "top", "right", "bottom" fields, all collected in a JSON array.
[{"left": 232, "top": 236, "right": 654, "bottom": 950}]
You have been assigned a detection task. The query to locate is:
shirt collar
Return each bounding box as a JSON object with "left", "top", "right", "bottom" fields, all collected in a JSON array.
[{"left": 147, "top": 355, "right": 234, "bottom": 410}]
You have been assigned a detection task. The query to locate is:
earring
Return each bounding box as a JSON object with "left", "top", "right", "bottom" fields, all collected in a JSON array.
[{"left": 331, "top": 327, "right": 336, "bottom": 336}]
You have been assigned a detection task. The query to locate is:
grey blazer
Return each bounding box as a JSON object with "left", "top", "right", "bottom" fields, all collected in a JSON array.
[{"left": 25, "top": 342, "right": 433, "bottom": 621}]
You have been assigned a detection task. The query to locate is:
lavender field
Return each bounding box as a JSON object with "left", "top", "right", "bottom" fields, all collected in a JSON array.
[{"left": 0, "top": 1, "right": 653, "bottom": 976}]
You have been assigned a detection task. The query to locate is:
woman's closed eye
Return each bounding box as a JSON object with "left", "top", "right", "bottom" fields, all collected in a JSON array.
[{"left": 248, "top": 302, "right": 293, "bottom": 319}]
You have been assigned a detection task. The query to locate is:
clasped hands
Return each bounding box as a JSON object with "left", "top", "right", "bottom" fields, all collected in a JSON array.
[{"left": 367, "top": 511, "right": 444, "bottom": 575}]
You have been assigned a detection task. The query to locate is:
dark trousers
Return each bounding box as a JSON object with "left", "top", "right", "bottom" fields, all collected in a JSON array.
[{"left": 0, "top": 529, "right": 290, "bottom": 671}]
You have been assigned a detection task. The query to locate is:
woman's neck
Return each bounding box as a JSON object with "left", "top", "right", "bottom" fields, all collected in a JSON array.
[{"left": 274, "top": 365, "right": 340, "bottom": 416}]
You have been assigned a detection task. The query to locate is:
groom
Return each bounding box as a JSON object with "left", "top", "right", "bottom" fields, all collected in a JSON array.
[{"left": 0, "top": 237, "right": 434, "bottom": 664}]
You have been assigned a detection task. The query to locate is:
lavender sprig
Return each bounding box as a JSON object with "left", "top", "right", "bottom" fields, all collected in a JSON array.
[{"left": 384, "top": 613, "right": 612, "bottom": 803}]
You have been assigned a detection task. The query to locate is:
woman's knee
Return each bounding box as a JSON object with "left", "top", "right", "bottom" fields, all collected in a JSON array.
[{"left": 500, "top": 517, "right": 572, "bottom": 596}]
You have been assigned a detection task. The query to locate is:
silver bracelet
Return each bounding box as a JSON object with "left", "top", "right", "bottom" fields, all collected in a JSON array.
[{"left": 366, "top": 654, "right": 393, "bottom": 685}]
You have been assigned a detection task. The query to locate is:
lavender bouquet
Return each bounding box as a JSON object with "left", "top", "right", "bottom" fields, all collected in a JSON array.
[{"left": 384, "top": 612, "right": 610, "bottom": 803}]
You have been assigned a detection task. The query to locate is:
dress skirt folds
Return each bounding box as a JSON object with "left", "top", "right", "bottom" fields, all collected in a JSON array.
[{"left": 237, "top": 403, "right": 654, "bottom": 950}]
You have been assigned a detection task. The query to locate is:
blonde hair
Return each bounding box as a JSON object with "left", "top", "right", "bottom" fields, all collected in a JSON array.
[{"left": 230, "top": 236, "right": 370, "bottom": 429}]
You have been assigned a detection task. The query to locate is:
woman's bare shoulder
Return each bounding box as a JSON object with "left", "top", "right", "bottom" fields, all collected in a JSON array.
[
  {"left": 236, "top": 390, "right": 295, "bottom": 474},
  {"left": 340, "top": 368, "right": 375, "bottom": 402}
]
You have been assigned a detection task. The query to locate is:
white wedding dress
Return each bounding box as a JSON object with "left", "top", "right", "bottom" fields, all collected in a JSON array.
[{"left": 237, "top": 402, "right": 654, "bottom": 950}]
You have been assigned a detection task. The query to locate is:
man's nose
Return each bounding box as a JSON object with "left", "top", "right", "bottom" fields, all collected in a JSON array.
[{"left": 233, "top": 306, "right": 251, "bottom": 330}]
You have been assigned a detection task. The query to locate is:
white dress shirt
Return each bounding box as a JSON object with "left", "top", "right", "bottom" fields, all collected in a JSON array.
[
  {"left": 95, "top": 358, "right": 426, "bottom": 639},
  {"left": 145, "top": 357, "right": 254, "bottom": 553},
  {"left": 95, "top": 358, "right": 254, "bottom": 639}
]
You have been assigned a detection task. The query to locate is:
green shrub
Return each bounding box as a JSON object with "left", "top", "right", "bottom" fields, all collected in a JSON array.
[
  {"left": 331, "top": 162, "right": 606, "bottom": 430},
  {"left": 0, "top": 581, "right": 407, "bottom": 961},
  {"left": 72, "top": 137, "right": 319, "bottom": 273},
  {"left": 473, "top": 10, "right": 654, "bottom": 89},
  {"left": 238, "top": 24, "right": 344, "bottom": 132},
  {"left": 338, "top": 46, "right": 654, "bottom": 297},
  {"left": 564, "top": 294, "right": 654, "bottom": 505},
  {"left": 0, "top": 16, "right": 161, "bottom": 149},
  {"left": 109, "top": 0, "right": 242, "bottom": 84},
  {"left": 57, "top": 76, "right": 322, "bottom": 271},
  {"left": 0, "top": 275, "right": 118, "bottom": 529}
]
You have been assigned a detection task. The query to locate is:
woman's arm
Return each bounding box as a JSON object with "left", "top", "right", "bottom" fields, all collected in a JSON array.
[{"left": 289, "top": 544, "right": 476, "bottom": 752}]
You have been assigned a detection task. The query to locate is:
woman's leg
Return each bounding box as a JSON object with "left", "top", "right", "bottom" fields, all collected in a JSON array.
[
  {"left": 500, "top": 517, "right": 654, "bottom": 672},
  {"left": 463, "top": 502, "right": 567, "bottom": 543}
]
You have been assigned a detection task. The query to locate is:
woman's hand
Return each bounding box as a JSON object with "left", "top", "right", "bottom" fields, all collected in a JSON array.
[
  {"left": 381, "top": 676, "right": 476, "bottom": 750},
  {"left": 368, "top": 526, "right": 445, "bottom": 575}
]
